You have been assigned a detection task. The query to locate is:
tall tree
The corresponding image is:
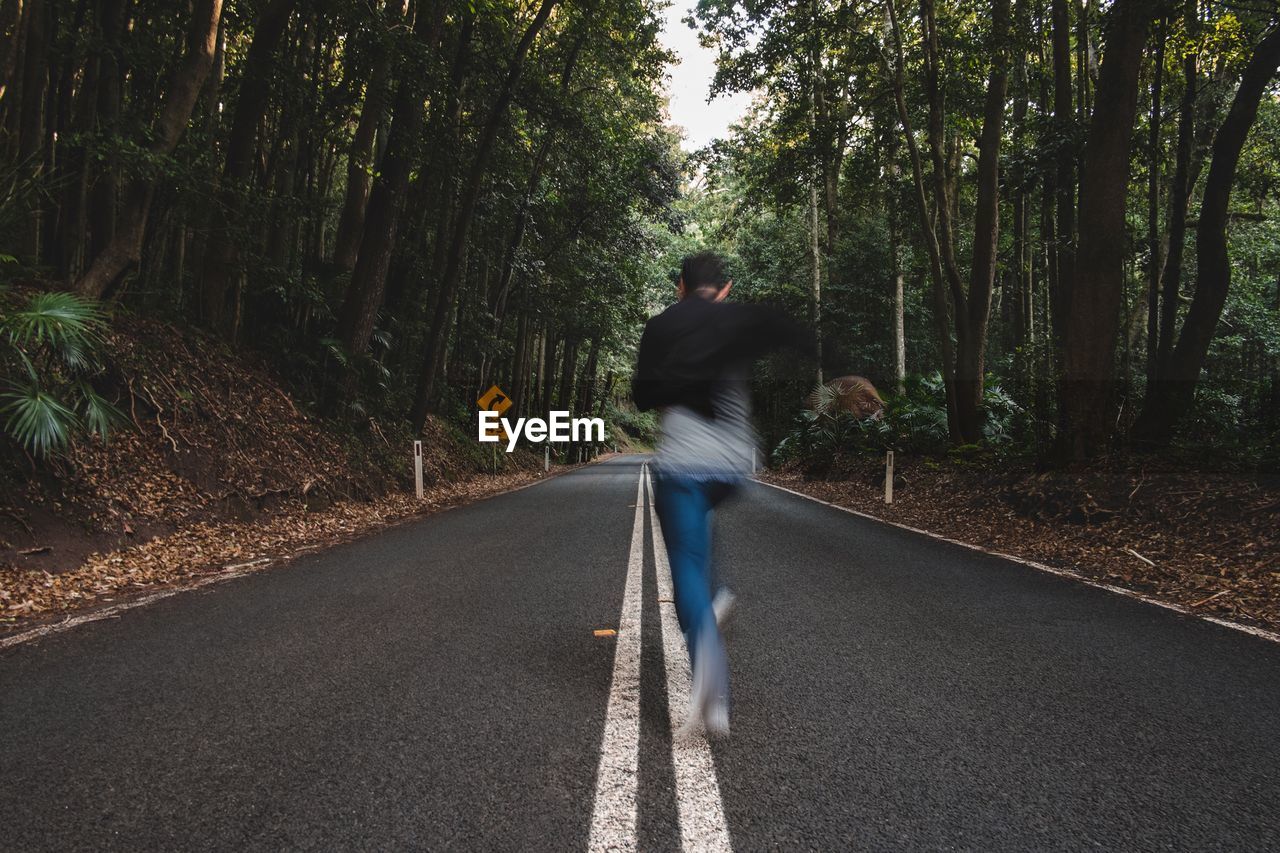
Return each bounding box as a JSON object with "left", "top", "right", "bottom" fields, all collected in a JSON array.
[
  {"left": 332, "top": 0, "right": 406, "bottom": 272},
  {"left": 1134, "top": 25, "right": 1280, "bottom": 443},
  {"left": 1145, "top": 15, "right": 1167, "bottom": 388},
  {"left": 1154, "top": 0, "right": 1198, "bottom": 379},
  {"left": 333, "top": 0, "right": 447, "bottom": 365},
  {"left": 884, "top": 0, "right": 959, "bottom": 436},
  {"left": 200, "top": 0, "right": 298, "bottom": 337},
  {"left": 75, "top": 0, "right": 225, "bottom": 299},
  {"left": 952, "top": 0, "right": 1013, "bottom": 444},
  {"left": 1058, "top": 0, "right": 1159, "bottom": 459}
]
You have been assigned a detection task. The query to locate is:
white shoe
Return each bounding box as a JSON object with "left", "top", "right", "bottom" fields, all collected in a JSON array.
[
  {"left": 677, "top": 629, "right": 730, "bottom": 741},
  {"left": 712, "top": 588, "right": 737, "bottom": 632},
  {"left": 677, "top": 661, "right": 710, "bottom": 740},
  {"left": 704, "top": 695, "right": 730, "bottom": 739}
]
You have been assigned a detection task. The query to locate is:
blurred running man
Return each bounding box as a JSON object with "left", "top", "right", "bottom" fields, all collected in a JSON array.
[{"left": 633, "top": 251, "right": 813, "bottom": 737}]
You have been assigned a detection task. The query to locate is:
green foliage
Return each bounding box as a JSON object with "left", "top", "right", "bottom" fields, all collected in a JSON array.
[
  {"left": 604, "top": 399, "right": 658, "bottom": 448},
  {"left": 773, "top": 371, "right": 1030, "bottom": 465},
  {"left": 3, "top": 0, "right": 1277, "bottom": 470},
  {"left": 0, "top": 289, "right": 124, "bottom": 458}
]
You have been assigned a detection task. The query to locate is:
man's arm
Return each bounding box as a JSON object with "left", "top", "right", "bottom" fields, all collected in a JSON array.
[
  {"left": 721, "top": 302, "right": 818, "bottom": 362},
  {"left": 631, "top": 321, "right": 662, "bottom": 412}
]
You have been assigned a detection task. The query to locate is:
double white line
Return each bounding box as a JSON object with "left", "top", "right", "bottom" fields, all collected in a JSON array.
[{"left": 587, "top": 464, "right": 732, "bottom": 852}]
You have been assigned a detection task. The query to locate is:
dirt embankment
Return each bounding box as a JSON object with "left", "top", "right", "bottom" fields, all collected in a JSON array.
[
  {"left": 764, "top": 453, "right": 1280, "bottom": 633},
  {"left": 0, "top": 314, "right": 552, "bottom": 629}
]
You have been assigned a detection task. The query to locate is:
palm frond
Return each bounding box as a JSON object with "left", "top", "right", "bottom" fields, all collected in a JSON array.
[
  {"left": 807, "top": 380, "right": 839, "bottom": 415},
  {"left": 3, "top": 292, "right": 106, "bottom": 370},
  {"left": 1, "top": 385, "right": 81, "bottom": 457},
  {"left": 320, "top": 337, "right": 351, "bottom": 369},
  {"left": 76, "top": 382, "right": 125, "bottom": 442}
]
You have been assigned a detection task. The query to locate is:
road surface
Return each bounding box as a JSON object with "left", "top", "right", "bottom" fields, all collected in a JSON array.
[{"left": 3, "top": 455, "right": 1278, "bottom": 850}]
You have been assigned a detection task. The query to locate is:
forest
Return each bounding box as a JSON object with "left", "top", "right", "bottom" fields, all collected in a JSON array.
[
  {"left": 688, "top": 0, "right": 1280, "bottom": 467},
  {"left": 1, "top": 0, "right": 1278, "bottom": 471},
  {"left": 0, "top": 0, "right": 681, "bottom": 464}
]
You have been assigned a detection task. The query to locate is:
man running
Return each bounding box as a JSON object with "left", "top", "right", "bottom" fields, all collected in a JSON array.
[{"left": 632, "top": 251, "right": 813, "bottom": 737}]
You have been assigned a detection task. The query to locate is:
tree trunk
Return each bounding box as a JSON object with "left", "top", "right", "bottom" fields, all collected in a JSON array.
[
  {"left": 1145, "top": 15, "right": 1166, "bottom": 388},
  {"left": 332, "top": 0, "right": 402, "bottom": 272},
  {"left": 886, "top": 150, "right": 907, "bottom": 394},
  {"left": 918, "top": 0, "right": 966, "bottom": 314},
  {"left": 809, "top": 179, "right": 824, "bottom": 385},
  {"left": 885, "top": 0, "right": 958, "bottom": 436},
  {"left": 1050, "top": 0, "right": 1074, "bottom": 363},
  {"left": 199, "top": 0, "right": 296, "bottom": 334},
  {"left": 1155, "top": 0, "right": 1197, "bottom": 379},
  {"left": 16, "top": 0, "right": 47, "bottom": 260},
  {"left": 918, "top": 0, "right": 970, "bottom": 439},
  {"left": 508, "top": 310, "right": 531, "bottom": 414},
  {"left": 557, "top": 336, "right": 580, "bottom": 414},
  {"left": 75, "top": 0, "right": 224, "bottom": 299},
  {"left": 201, "top": 10, "right": 226, "bottom": 136},
  {"left": 48, "top": 0, "right": 92, "bottom": 278},
  {"left": 1010, "top": 12, "right": 1032, "bottom": 395},
  {"left": 953, "top": 0, "right": 1012, "bottom": 445},
  {"left": 334, "top": 0, "right": 446, "bottom": 366},
  {"left": 578, "top": 336, "right": 600, "bottom": 418},
  {"left": 1058, "top": 0, "right": 1158, "bottom": 458},
  {"left": 1133, "top": 25, "right": 1280, "bottom": 444},
  {"left": 597, "top": 371, "right": 616, "bottom": 419},
  {"left": 88, "top": 0, "right": 126, "bottom": 266},
  {"left": 0, "top": 0, "right": 24, "bottom": 116},
  {"left": 541, "top": 334, "right": 560, "bottom": 415}
]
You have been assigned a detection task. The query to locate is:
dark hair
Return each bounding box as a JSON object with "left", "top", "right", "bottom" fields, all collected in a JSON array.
[{"left": 680, "top": 251, "right": 728, "bottom": 296}]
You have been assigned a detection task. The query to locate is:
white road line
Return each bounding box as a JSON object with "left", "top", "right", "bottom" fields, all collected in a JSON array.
[
  {"left": 758, "top": 479, "right": 1280, "bottom": 646},
  {"left": 587, "top": 469, "right": 647, "bottom": 852},
  {"left": 645, "top": 467, "right": 734, "bottom": 852}
]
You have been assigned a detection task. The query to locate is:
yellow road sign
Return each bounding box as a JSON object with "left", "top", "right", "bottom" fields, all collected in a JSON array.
[{"left": 477, "top": 384, "right": 513, "bottom": 415}]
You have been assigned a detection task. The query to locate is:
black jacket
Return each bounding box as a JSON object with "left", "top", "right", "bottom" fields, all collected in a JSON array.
[{"left": 632, "top": 297, "right": 814, "bottom": 419}]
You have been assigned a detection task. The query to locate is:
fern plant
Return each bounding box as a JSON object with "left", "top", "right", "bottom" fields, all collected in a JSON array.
[{"left": 0, "top": 288, "right": 123, "bottom": 457}]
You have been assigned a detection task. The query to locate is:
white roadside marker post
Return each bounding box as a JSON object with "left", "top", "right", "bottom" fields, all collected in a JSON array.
[
  {"left": 414, "top": 441, "right": 424, "bottom": 499},
  {"left": 544, "top": 446, "right": 550, "bottom": 472},
  {"left": 885, "top": 450, "right": 894, "bottom": 504}
]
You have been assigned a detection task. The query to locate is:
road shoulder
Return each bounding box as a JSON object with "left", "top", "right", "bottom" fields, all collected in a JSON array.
[{"left": 758, "top": 469, "right": 1280, "bottom": 645}]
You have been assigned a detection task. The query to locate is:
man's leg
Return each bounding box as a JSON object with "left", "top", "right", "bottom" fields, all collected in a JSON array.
[
  {"left": 705, "top": 481, "right": 739, "bottom": 629},
  {"left": 654, "top": 473, "right": 729, "bottom": 734}
]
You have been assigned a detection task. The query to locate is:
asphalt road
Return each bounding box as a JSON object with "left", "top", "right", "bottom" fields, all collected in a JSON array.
[{"left": 3, "top": 455, "right": 1278, "bottom": 851}]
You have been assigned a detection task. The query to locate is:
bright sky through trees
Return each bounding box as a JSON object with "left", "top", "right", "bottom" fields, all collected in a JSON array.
[{"left": 659, "top": 1, "right": 753, "bottom": 151}]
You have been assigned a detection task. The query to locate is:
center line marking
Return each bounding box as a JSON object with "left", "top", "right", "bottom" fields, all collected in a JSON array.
[
  {"left": 646, "top": 466, "right": 733, "bottom": 852},
  {"left": 587, "top": 468, "right": 646, "bottom": 852}
]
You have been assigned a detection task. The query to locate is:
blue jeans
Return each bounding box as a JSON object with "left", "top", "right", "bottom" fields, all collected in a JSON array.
[{"left": 653, "top": 473, "right": 737, "bottom": 698}]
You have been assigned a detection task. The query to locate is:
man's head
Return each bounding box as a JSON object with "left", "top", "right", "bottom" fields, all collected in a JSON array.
[{"left": 677, "top": 251, "right": 732, "bottom": 302}]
